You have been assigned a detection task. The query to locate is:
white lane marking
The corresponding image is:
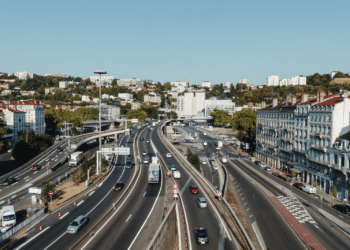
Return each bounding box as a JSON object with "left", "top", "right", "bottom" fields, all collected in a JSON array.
[
  {"left": 14, "top": 227, "right": 50, "bottom": 250},
  {"left": 24, "top": 176, "right": 29, "bottom": 179},
  {"left": 11, "top": 182, "right": 18, "bottom": 186},
  {"left": 25, "top": 178, "right": 32, "bottom": 182},
  {"left": 33, "top": 172, "right": 38, "bottom": 174},
  {"left": 77, "top": 200, "right": 84, "bottom": 206},
  {"left": 180, "top": 176, "right": 192, "bottom": 195},
  {"left": 126, "top": 214, "right": 132, "bottom": 222},
  {"left": 143, "top": 191, "right": 146, "bottom": 197},
  {"left": 59, "top": 212, "right": 69, "bottom": 220},
  {"left": 43, "top": 232, "right": 66, "bottom": 250},
  {"left": 88, "top": 191, "right": 95, "bottom": 196}
]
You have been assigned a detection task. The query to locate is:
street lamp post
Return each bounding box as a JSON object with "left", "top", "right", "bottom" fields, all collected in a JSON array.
[{"left": 93, "top": 69, "right": 107, "bottom": 174}]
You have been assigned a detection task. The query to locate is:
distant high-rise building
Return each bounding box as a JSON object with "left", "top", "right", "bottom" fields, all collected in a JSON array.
[
  {"left": 117, "top": 78, "right": 144, "bottom": 87},
  {"left": 188, "top": 79, "right": 192, "bottom": 87},
  {"left": 12, "top": 71, "right": 34, "bottom": 80},
  {"left": 267, "top": 75, "right": 279, "bottom": 86},
  {"left": 239, "top": 79, "right": 249, "bottom": 85},
  {"left": 201, "top": 81, "right": 211, "bottom": 88}
]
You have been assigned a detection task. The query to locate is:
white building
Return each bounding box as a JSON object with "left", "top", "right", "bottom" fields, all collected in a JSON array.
[
  {"left": 202, "top": 81, "right": 211, "bottom": 88},
  {"left": 204, "top": 98, "right": 235, "bottom": 118},
  {"left": 144, "top": 92, "right": 161, "bottom": 105},
  {"left": 12, "top": 71, "right": 34, "bottom": 80},
  {"left": 117, "top": 78, "right": 144, "bottom": 87},
  {"left": 188, "top": 79, "right": 192, "bottom": 87},
  {"left": 43, "top": 73, "right": 68, "bottom": 78},
  {"left": 82, "top": 95, "right": 92, "bottom": 102},
  {"left": 279, "top": 76, "right": 307, "bottom": 86},
  {"left": 176, "top": 91, "right": 205, "bottom": 118},
  {"left": 223, "top": 82, "right": 232, "bottom": 89},
  {"left": 267, "top": 75, "right": 279, "bottom": 86},
  {"left": 4, "top": 100, "right": 45, "bottom": 135},
  {"left": 90, "top": 76, "right": 114, "bottom": 87},
  {"left": 118, "top": 93, "right": 134, "bottom": 100},
  {"left": 0, "top": 104, "right": 26, "bottom": 142},
  {"left": 92, "top": 98, "right": 100, "bottom": 104},
  {"left": 88, "top": 104, "right": 120, "bottom": 120},
  {"left": 240, "top": 79, "right": 249, "bottom": 85},
  {"left": 171, "top": 85, "right": 186, "bottom": 93},
  {"left": 170, "top": 81, "right": 187, "bottom": 87},
  {"left": 59, "top": 81, "right": 69, "bottom": 89},
  {"left": 1, "top": 90, "right": 12, "bottom": 96}
]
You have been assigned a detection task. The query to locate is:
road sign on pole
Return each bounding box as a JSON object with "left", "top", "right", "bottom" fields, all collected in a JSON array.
[
  {"left": 46, "top": 164, "right": 49, "bottom": 168},
  {"left": 173, "top": 184, "right": 179, "bottom": 189},
  {"left": 49, "top": 191, "right": 53, "bottom": 207},
  {"left": 49, "top": 191, "right": 53, "bottom": 196},
  {"left": 167, "top": 171, "right": 171, "bottom": 176},
  {"left": 216, "top": 191, "right": 222, "bottom": 197},
  {"left": 173, "top": 189, "right": 179, "bottom": 194}
]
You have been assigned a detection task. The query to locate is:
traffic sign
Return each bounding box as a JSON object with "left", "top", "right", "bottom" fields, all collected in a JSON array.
[
  {"left": 46, "top": 164, "right": 49, "bottom": 168},
  {"left": 216, "top": 191, "right": 222, "bottom": 197},
  {"left": 167, "top": 171, "right": 172, "bottom": 176},
  {"left": 49, "top": 191, "right": 53, "bottom": 196},
  {"left": 173, "top": 189, "right": 179, "bottom": 194},
  {"left": 173, "top": 184, "right": 179, "bottom": 189}
]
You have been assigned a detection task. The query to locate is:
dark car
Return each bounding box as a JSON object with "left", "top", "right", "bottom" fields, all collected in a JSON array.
[
  {"left": 332, "top": 204, "right": 350, "bottom": 214},
  {"left": 194, "top": 228, "right": 209, "bottom": 245},
  {"left": 190, "top": 186, "right": 199, "bottom": 194},
  {"left": 1, "top": 177, "right": 17, "bottom": 186},
  {"left": 31, "top": 164, "right": 41, "bottom": 171},
  {"left": 125, "top": 160, "right": 133, "bottom": 168},
  {"left": 293, "top": 183, "right": 304, "bottom": 189},
  {"left": 114, "top": 182, "right": 124, "bottom": 191},
  {"left": 255, "top": 161, "right": 261, "bottom": 165},
  {"left": 57, "top": 146, "right": 64, "bottom": 152},
  {"left": 127, "top": 154, "right": 133, "bottom": 159},
  {"left": 170, "top": 165, "right": 177, "bottom": 171}
]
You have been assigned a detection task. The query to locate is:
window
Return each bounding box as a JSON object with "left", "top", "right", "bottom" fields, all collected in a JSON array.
[
  {"left": 335, "top": 155, "right": 338, "bottom": 164},
  {"left": 305, "top": 120, "right": 307, "bottom": 126},
  {"left": 341, "top": 156, "right": 345, "bottom": 167}
]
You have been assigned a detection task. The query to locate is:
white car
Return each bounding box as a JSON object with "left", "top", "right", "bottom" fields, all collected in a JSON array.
[
  {"left": 142, "top": 151, "right": 147, "bottom": 155},
  {"left": 166, "top": 153, "right": 172, "bottom": 158},
  {"left": 221, "top": 157, "right": 227, "bottom": 163},
  {"left": 202, "top": 159, "right": 207, "bottom": 164},
  {"left": 302, "top": 185, "right": 316, "bottom": 194},
  {"left": 212, "top": 165, "right": 218, "bottom": 171},
  {"left": 203, "top": 133, "right": 206, "bottom": 135},
  {"left": 203, "top": 142, "right": 207, "bottom": 146},
  {"left": 144, "top": 158, "right": 149, "bottom": 164},
  {"left": 173, "top": 171, "right": 181, "bottom": 179}
]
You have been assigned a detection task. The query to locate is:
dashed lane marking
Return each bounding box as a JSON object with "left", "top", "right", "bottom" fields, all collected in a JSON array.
[
  {"left": 59, "top": 212, "right": 69, "bottom": 219},
  {"left": 126, "top": 214, "right": 132, "bottom": 222}
]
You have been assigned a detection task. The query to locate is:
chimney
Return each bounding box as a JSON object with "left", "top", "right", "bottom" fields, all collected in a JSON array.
[
  {"left": 272, "top": 98, "right": 278, "bottom": 107},
  {"left": 292, "top": 96, "right": 297, "bottom": 104},
  {"left": 261, "top": 101, "right": 266, "bottom": 108},
  {"left": 301, "top": 94, "right": 308, "bottom": 103},
  {"left": 317, "top": 91, "right": 325, "bottom": 103},
  {"left": 286, "top": 94, "right": 293, "bottom": 104}
]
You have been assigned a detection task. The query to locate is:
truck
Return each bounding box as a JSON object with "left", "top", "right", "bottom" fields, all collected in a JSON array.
[
  {"left": 0, "top": 205, "right": 16, "bottom": 228},
  {"left": 71, "top": 144, "right": 77, "bottom": 150},
  {"left": 149, "top": 159, "right": 160, "bottom": 184},
  {"left": 215, "top": 141, "right": 223, "bottom": 149},
  {"left": 69, "top": 151, "right": 84, "bottom": 166}
]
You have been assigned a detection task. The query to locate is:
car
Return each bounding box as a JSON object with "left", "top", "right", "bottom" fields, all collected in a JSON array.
[
  {"left": 203, "top": 133, "right": 207, "bottom": 136},
  {"left": 31, "top": 164, "right": 41, "bottom": 171},
  {"left": 182, "top": 154, "right": 187, "bottom": 159},
  {"left": 221, "top": 157, "right": 227, "bottom": 163},
  {"left": 142, "top": 151, "right": 147, "bottom": 155},
  {"left": 302, "top": 185, "right": 316, "bottom": 194},
  {"left": 57, "top": 146, "right": 64, "bottom": 152},
  {"left": 114, "top": 182, "right": 124, "bottom": 191},
  {"left": 7, "top": 149, "right": 12, "bottom": 153},
  {"left": 146, "top": 139, "right": 150, "bottom": 143},
  {"left": 196, "top": 198, "right": 208, "bottom": 208},
  {"left": 170, "top": 165, "right": 177, "bottom": 171},
  {"left": 190, "top": 186, "right": 199, "bottom": 194},
  {"left": 166, "top": 153, "right": 172, "bottom": 158},
  {"left": 332, "top": 204, "right": 350, "bottom": 214},
  {"left": 213, "top": 186, "right": 219, "bottom": 191},
  {"left": 140, "top": 137, "right": 144, "bottom": 141},
  {"left": 144, "top": 157, "right": 149, "bottom": 164},
  {"left": 194, "top": 228, "right": 209, "bottom": 245},
  {"left": 210, "top": 158, "right": 215, "bottom": 164},
  {"left": 263, "top": 167, "right": 271, "bottom": 172},
  {"left": 191, "top": 144, "right": 197, "bottom": 148},
  {"left": 293, "top": 183, "right": 304, "bottom": 189},
  {"left": 223, "top": 138, "right": 228, "bottom": 141},
  {"left": 67, "top": 215, "right": 88, "bottom": 234},
  {"left": 172, "top": 141, "right": 180, "bottom": 145},
  {"left": 255, "top": 161, "right": 261, "bottom": 165},
  {"left": 173, "top": 171, "right": 181, "bottom": 179},
  {"left": 125, "top": 160, "right": 133, "bottom": 168},
  {"left": 202, "top": 159, "right": 207, "bottom": 164},
  {"left": 212, "top": 165, "right": 218, "bottom": 171},
  {"left": 203, "top": 142, "right": 207, "bottom": 146},
  {"left": 1, "top": 177, "right": 17, "bottom": 186},
  {"left": 127, "top": 154, "right": 133, "bottom": 159}
]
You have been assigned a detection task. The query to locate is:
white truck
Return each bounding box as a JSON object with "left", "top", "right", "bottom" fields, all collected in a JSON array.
[
  {"left": 215, "top": 141, "right": 223, "bottom": 150},
  {"left": 69, "top": 151, "right": 84, "bottom": 166},
  {"left": 149, "top": 157, "right": 160, "bottom": 183},
  {"left": 0, "top": 205, "right": 16, "bottom": 228}
]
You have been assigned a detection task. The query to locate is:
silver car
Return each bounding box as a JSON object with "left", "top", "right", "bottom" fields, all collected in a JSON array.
[
  {"left": 196, "top": 198, "right": 208, "bottom": 208},
  {"left": 67, "top": 215, "right": 88, "bottom": 234}
]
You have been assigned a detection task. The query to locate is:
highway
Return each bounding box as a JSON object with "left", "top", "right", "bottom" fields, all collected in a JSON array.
[
  {"left": 10, "top": 132, "right": 136, "bottom": 250},
  {"left": 152, "top": 124, "right": 235, "bottom": 250},
  {"left": 76, "top": 126, "right": 166, "bottom": 250}
]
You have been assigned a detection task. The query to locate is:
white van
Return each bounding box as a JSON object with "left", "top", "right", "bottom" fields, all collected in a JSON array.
[
  {"left": 173, "top": 171, "right": 181, "bottom": 179},
  {"left": 221, "top": 157, "right": 227, "bottom": 163},
  {"left": 302, "top": 185, "right": 316, "bottom": 194}
]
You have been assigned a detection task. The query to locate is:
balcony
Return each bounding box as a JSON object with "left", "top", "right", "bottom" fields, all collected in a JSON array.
[
  {"left": 279, "top": 147, "right": 293, "bottom": 153},
  {"left": 293, "top": 148, "right": 305, "bottom": 154},
  {"left": 310, "top": 144, "right": 329, "bottom": 153},
  {"left": 307, "top": 157, "right": 331, "bottom": 167}
]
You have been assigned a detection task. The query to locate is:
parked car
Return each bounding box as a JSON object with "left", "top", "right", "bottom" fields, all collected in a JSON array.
[
  {"left": 127, "top": 154, "right": 133, "bottom": 159},
  {"left": 293, "top": 183, "right": 304, "bottom": 189},
  {"left": 332, "top": 204, "right": 350, "bottom": 214},
  {"left": 263, "top": 167, "right": 271, "bottom": 172},
  {"left": 144, "top": 158, "right": 149, "bottom": 164},
  {"left": 191, "top": 144, "right": 197, "bottom": 148},
  {"left": 221, "top": 157, "right": 227, "bottom": 163},
  {"left": 57, "top": 146, "right": 64, "bottom": 152},
  {"left": 31, "top": 164, "right": 41, "bottom": 171},
  {"left": 1, "top": 177, "right": 17, "bottom": 186},
  {"left": 203, "top": 133, "right": 207, "bottom": 136},
  {"left": 142, "top": 151, "right": 147, "bottom": 155},
  {"left": 125, "top": 160, "right": 133, "bottom": 169},
  {"left": 182, "top": 154, "right": 187, "bottom": 159},
  {"left": 190, "top": 186, "right": 199, "bottom": 194},
  {"left": 166, "top": 153, "right": 172, "bottom": 158},
  {"left": 194, "top": 228, "right": 209, "bottom": 245},
  {"left": 170, "top": 165, "right": 177, "bottom": 171},
  {"left": 67, "top": 215, "right": 88, "bottom": 234},
  {"left": 302, "top": 185, "right": 316, "bottom": 194},
  {"left": 114, "top": 182, "right": 124, "bottom": 191},
  {"left": 196, "top": 198, "right": 208, "bottom": 208}
]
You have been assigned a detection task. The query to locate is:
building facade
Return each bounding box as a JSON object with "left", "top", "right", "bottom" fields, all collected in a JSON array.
[
  {"left": 202, "top": 81, "right": 211, "bottom": 88},
  {"left": 204, "top": 98, "right": 235, "bottom": 118},
  {"left": 144, "top": 92, "right": 161, "bottom": 105},
  {"left": 13, "top": 71, "right": 34, "bottom": 80},
  {"left": 117, "top": 78, "right": 144, "bottom": 87},
  {"left": 267, "top": 75, "right": 279, "bottom": 86}
]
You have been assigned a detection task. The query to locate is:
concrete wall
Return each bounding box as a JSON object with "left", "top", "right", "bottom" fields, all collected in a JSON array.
[{"left": 147, "top": 203, "right": 177, "bottom": 250}]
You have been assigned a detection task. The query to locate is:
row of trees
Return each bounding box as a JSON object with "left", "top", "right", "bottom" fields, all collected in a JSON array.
[
  {"left": 0, "top": 110, "right": 8, "bottom": 150},
  {"left": 187, "top": 148, "right": 200, "bottom": 172}
]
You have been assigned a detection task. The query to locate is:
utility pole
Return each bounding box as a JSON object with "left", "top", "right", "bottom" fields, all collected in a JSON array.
[{"left": 68, "top": 139, "right": 71, "bottom": 159}]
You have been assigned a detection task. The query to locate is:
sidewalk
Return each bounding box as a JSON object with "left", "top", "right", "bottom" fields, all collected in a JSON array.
[{"left": 318, "top": 208, "right": 350, "bottom": 238}]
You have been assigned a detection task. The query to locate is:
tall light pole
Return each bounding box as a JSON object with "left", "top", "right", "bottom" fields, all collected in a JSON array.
[{"left": 93, "top": 69, "right": 107, "bottom": 174}]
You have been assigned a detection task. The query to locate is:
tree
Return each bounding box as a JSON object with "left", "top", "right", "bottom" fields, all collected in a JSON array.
[
  {"left": 126, "top": 109, "right": 147, "bottom": 122},
  {"left": 45, "top": 113, "right": 60, "bottom": 130},
  {"left": 331, "top": 186, "right": 338, "bottom": 205},
  {"left": 236, "top": 130, "right": 245, "bottom": 141},
  {"left": 231, "top": 108, "right": 257, "bottom": 138},
  {"left": 313, "top": 181, "right": 319, "bottom": 195},
  {"left": 71, "top": 118, "right": 84, "bottom": 136},
  {"left": 125, "top": 103, "right": 132, "bottom": 109},
  {"left": 41, "top": 178, "right": 57, "bottom": 203},
  {"left": 136, "top": 90, "right": 147, "bottom": 102},
  {"left": 163, "top": 82, "right": 171, "bottom": 91},
  {"left": 210, "top": 109, "right": 231, "bottom": 127},
  {"left": 0, "top": 110, "right": 8, "bottom": 149},
  {"left": 187, "top": 148, "right": 200, "bottom": 172}
]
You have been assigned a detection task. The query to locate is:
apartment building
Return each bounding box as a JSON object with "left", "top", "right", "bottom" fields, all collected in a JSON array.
[
  {"left": 170, "top": 81, "right": 187, "bottom": 87},
  {"left": 0, "top": 104, "right": 26, "bottom": 142},
  {"left": 204, "top": 97, "right": 235, "bottom": 118},
  {"left": 176, "top": 91, "right": 205, "bottom": 117},
  {"left": 117, "top": 78, "right": 143, "bottom": 87},
  {"left": 88, "top": 104, "right": 120, "bottom": 120},
  {"left": 43, "top": 73, "right": 68, "bottom": 78},
  {"left": 267, "top": 75, "right": 279, "bottom": 86},
  {"left": 201, "top": 81, "right": 211, "bottom": 88},
  {"left": 256, "top": 91, "right": 350, "bottom": 201},
  {"left": 12, "top": 71, "right": 34, "bottom": 80},
  {"left": 90, "top": 76, "right": 114, "bottom": 87},
  {"left": 144, "top": 92, "right": 161, "bottom": 105}
]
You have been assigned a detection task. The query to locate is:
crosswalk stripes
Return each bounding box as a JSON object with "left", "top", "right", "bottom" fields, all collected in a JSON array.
[{"left": 276, "top": 196, "right": 317, "bottom": 224}]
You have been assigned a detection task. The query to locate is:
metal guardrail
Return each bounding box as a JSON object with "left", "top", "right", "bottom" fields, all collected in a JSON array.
[{"left": 0, "top": 129, "right": 125, "bottom": 183}]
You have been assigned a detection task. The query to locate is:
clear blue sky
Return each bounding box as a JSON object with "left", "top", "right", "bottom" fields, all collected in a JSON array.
[{"left": 1, "top": 0, "right": 349, "bottom": 85}]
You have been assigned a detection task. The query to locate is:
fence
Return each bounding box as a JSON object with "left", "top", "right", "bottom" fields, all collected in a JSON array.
[{"left": 0, "top": 208, "right": 45, "bottom": 242}]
